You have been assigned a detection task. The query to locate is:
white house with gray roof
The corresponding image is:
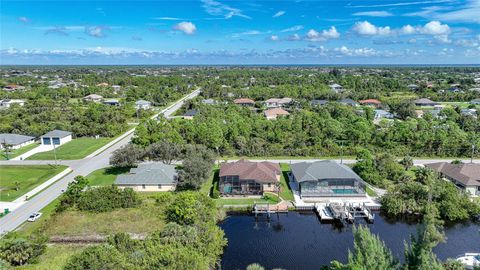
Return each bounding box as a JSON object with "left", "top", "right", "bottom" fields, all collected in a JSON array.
[
  {"left": 40, "top": 130, "right": 72, "bottom": 146},
  {"left": 0, "top": 133, "right": 35, "bottom": 149},
  {"left": 290, "top": 160, "right": 367, "bottom": 198},
  {"left": 115, "top": 162, "right": 177, "bottom": 192}
]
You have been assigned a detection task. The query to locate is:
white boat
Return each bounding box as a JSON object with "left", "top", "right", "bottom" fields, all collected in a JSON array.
[{"left": 456, "top": 253, "right": 480, "bottom": 269}]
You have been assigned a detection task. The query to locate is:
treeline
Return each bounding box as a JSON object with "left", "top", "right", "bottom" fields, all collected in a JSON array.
[{"left": 132, "top": 104, "right": 479, "bottom": 158}]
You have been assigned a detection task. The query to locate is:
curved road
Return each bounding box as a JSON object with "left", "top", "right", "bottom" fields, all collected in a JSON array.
[{"left": 0, "top": 89, "right": 200, "bottom": 235}]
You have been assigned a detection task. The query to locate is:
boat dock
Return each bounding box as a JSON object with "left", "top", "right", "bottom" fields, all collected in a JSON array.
[
  {"left": 315, "top": 202, "right": 375, "bottom": 223},
  {"left": 253, "top": 203, "right": 288, "bottom": 218}
]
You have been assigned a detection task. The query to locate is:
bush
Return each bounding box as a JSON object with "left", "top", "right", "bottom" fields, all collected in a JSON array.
[
  {"left": 0, "top": 237, "right": 46, "bottom": 266},
  {"left": 211, "top": 189, "right": 220, "bottom": 199},
  {"left": 154, "top": 192, "right": 174, "bottom": 204},
  {"left": 77, "top": 186, "right": 141, "bottom": 212},
  {"left": 63, "top": 245, "right": 132, "bottom": 270},
  {"left": 165, "top": 192, "right": 216, "bottom": 225}
]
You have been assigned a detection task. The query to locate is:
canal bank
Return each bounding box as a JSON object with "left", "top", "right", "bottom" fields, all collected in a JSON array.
[{"left": 220, "top": 211, "right": 480, "bottom": 270}]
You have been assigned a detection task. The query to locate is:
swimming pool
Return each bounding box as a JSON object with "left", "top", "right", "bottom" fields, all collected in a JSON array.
[{"left": 332, "top": 189, "right": 358, "bottom": 194}]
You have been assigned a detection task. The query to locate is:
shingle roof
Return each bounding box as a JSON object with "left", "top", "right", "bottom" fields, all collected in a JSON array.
[
  {"left": 234, "top": 98, "right": 255, "bottom": 104},
  {"left": 219, "top": 160, "right": 280, "bottom": 183},
  {"left": 184, "top": 109, "right": 198, "bottom": 117},
  {"left": 264, "top": 97, "right": 292, "bottom": 104},
  {"left": 359, "top": 99, "right": 381, "bottom": 105},
  {"left": 115, "top": 162, "right": 177, "bottom": 185},
  {"left": 42, "top": 130, "right": 72, "bottom": 138},
  {"left": 135, "top": 100, "right": 151, "bottom": 105},
  {"left": 413, "top": 98, "right": 437, "bottom": 105},
  {"left": 291, "top": 160, "right": 362, "bottom": 183},
  {"left": 264, "top": 108, "right": 289, "bottom": 118},
  {"left": 311, "top": 99, "right": 328, "bottom": 106},
  {"left": 425, "top": 162, "right": 480, "bottom": 186},
  {"left": 0, "top": 133, "right": 34, "bottom": 146}
]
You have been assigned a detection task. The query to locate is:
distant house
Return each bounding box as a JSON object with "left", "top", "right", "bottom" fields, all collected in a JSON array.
[
  {"left": 201, "top": 99, "right": 217, "bottom": 105},
  {"left": 374, "top": 109, "right": 394, "bottom": 120},
  {"left": 219, "top": 159, "right": 281, "bottom": 195},
  {"left": 83, "top": 94, "right": 103, "bottom": 102},
  {"left": 407, "top": 84, "right": 419, "bottom": 90},
  {"left": 0, "top": 99, "right": 25, "bottom": 108},
  {"left": 115, "top": 162, "right": 177, "bottom": 192},
  {"left": 2, "top": 84, "right": 25, "bottom": 92},
  {"left": 40, "top": 130, "right": 72, "bottom": 146},
  {"left": 328, "top": 83, "right": 343, "bottom": 93},
  {"left": 460, "top": 108, "right": 477, "bottom": 118},
  {"left": 112, "top": 85, "right": 121, "bottom": 92},
  {"left": 183, "top": 109, "right": 198, "bottom": 120},
  {"left": 264, "top": 108, "right": 290, "bottom": 120},
  {"left": 135, "top": 100, "right": 152, "bottom": 110},
  {"left": 0, "top": 133, "right": 35, "bottom": 150},
  {"left": 311, "top": 99, "right": 328, "bottom": 106},
  {"left": 233, "top": 98, "right": 255, "bottom": 107},
  {"left": 264, "top": 98, "right": 293, "bottom": 108},
  {"left": 447, "top": 87, "right": 461, "bottom": 93},
  {"left": 290, "top": 160, "right": 367, "bottom": 198},
  {"left": 413, "top": 98, "right": 438, "bottom": 107},
  {"left": 338, "top": 99, "right": 358, "bottom": 107},
  {"left": 359, "top": 99, "right": 382, "bottom": 107},
  {"left": 425, "top": 162, "right": 480, "bottom": 196},
  {"left": 103, "top": 99, "right": 120, "bottom": 106},
  {"left": 470, "top": 98, "right": 480, "bottom": 105},
  {"left": 96, "top": 82, "right": 109, "bottom": 87}
]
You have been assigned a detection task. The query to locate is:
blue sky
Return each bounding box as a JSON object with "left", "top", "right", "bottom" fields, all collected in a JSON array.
[{"left": 1, "top": 0, "right": 479, "bottom": 64}]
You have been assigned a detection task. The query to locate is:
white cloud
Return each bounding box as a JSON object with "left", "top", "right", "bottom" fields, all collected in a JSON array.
[
  {"left": 269, "top": 35, "right": 279, "bottom": 41},
  {"left": 333, "top": 46, "right": 379, "bottom": 57},
  {"left": 418, "top": 20, "right": 450, "bottom": 35},
  {"left": 153, "top": 17, "right": 184, "bottom": 21},
  {"left": 231, "top": 30, "right": 266, "bottom": 38},
  {"left": 352, "top": 11, "right": 393, "bottom": 17},
  {"left": 273, "top": 11, "right": 286, "bottom": 18},
  {"left": 173, "top": 22, "right": 197, "bottom": 35},
  {"left": 18, "top": 17, "right": 31, "bottom": 23},
  {"left": 306, "top": 26, "right": 340, "bottom": 41},
  {"left": 287, "top": 33, "right": 301, "bottom": 41},
  {"left": 201, "top": 0, "right": 251, "bottom": 19},
  {"left": 280, "top": 25, "right": 304, "bottom": 32},
  {"left": 348, "top": 0, "right": 452, "bottom": 8},
  {"left": 401, "top": 24, "right": 416, "bottom": 34},
  {"left": 405, "top": 0, "right": 480, "bottom": 24},
  {"left": 352, "top": 21, "right": 391, "bottom": 36},
  {"left": 85, "top": 26, "right": 107, "bottom": 37}
]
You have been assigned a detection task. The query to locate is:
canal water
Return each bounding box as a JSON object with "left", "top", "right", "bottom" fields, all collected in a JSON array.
[{"left": 220, "top": 212, "right": 480, "bottom": 270}]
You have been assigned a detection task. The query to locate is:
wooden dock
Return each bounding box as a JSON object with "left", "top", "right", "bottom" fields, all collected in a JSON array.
[
  {"left": 314, "top": 202, "right": 374, "bottom": 223},
  {"left": 252, "top": 203, "right": 288, "bottom": 218}
]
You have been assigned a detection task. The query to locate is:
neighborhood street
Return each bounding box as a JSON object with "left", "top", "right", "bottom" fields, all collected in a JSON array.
[{"left": 0, "top": 89, "right": 201, "bottom": 235}]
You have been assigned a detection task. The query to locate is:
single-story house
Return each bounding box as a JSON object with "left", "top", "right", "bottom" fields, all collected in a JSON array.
[
  {"left": 374, "top": 109, "right": 394, "bottom": 120},
  {"left": 311, "top": 99, "right": 329, "bottom": 106},
  {"left": 83, "top": 94, "right": 103, "bottom": 102},
  {"left": 470, "top": 98, "right": 480, "bottom": 105},
  {"left": 96, "top": 82, "right": 109, "bottom": 87},
  {"left": 0, "top": 99, "right": 25, "bottom": 108},
  {"left": 233, "top": 98, "right": 255, "bottom": 106},
  {"left": 40, "top": 130, "right": 72, "bottom": 146},
  {"left": 201, "top": 99, "right": 217, "bottom": 105},
  {"left": 290, "top": 160, "right": 367, "bottom": 198},
  {"left": 407, "top": 84, "right": 419, "bottom": 90},
  {"left": 425, "top": 162, "right": 480, "bottom": 196},
  {"left": 0, "top": 133, "right": 35, "bottom": 149},
  {"left": 115, "top": 162, "right": 177, "bottom": 192},
  {"left": 2, "top": 84, "right": 25, "bottom": 92},
  {"left": 264, "top": 108, "right": 290, "bottom": 120},
  {"left": 219, "top": 159, "right": 281, "bottom": 195},
  {"left": 103, "top": 99, "right": 120, "bottom": 106},
  {"left": 338, "top": 99, "right": 358, "bottom": 107},
  {"left": 183, "top": 109, "right": 198, "bottom": 120},
  {"left": 329, "top": 83, "right": 343, "bottom": 93},
  {"left": 264, "top": 98, "right": 293, "bottom": 108},
  {"left": 460, "top": 108, "right": 477, "bottom": 118},
  {"left": 413, "top": 98, "right": 438, "bottom": 107},
  {"left": 359, "top": 99, "right": 382, "bottom": 107},
  {"left": 112, "top": 85, "right": 121, "bottom": 92},
  {"left": 135, "top": 100, "right": 152, "bottom": 110}
]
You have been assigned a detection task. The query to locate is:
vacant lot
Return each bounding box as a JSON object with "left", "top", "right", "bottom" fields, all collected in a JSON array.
[
  {"left": 1, "top": 143, "right": 39, "bottom": 160},
  {"left": 27, "top": 138, "right": 112, "bottom": 160},
  {"left": 15, "top": 244, "right": 85, "bottom": 270},
  {"left": 40, "top": 194, "right": 165, "bottom": 237},
  {"left": 0, "top": 165, "right": 67, "bottom": 201},
  {"left": 86, "top": 166, "right": 131, "bottom": 186}
]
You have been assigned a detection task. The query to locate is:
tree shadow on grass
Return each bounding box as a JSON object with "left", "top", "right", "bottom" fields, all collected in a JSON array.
[{"left": 104, "top": 166, "right": 132, "bottom": 176}]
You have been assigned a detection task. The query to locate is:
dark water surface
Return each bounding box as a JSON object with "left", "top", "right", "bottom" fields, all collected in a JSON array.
[{"left": 220, "top": 212, "right": 480, "bottom": 270}]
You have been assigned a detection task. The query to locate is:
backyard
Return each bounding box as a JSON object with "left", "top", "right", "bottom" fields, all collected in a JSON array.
[
  {"left": 27, "top": 137, "right": 112, "bottom": 160},
  {"left": 0, "top": 165, "right": 67, "bottom": 201},
  {"left": 86, "top": 166, "right": 131, "bottom": 186}
]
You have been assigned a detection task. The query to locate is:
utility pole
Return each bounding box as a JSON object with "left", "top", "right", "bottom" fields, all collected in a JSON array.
[
  {"left": 340, "top": 141, "right": 344, "bottom": 164},
  {"left": 53, "top": 141, "right": 58, "bottom": 166},
  {"left": 471, "top": 144, "right": 476, "bottom": 164}
]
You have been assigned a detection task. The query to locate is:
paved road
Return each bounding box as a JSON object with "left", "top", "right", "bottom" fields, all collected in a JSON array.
[
  {"left": 0, "top": 89, "right": 200, "bottom": 235},
  {"left": 225, "top": 158, "right": 480, "bottom": 165}
]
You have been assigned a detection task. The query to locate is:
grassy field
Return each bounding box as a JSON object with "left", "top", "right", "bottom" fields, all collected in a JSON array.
[
  {"left": 215, "top": 193, "right": 280, "bottom": 207},
  {"left": 0, "top": 165, "right": 67, "bottom": 202},
  {"left": 279, "top": 163, "right": 294, "bottom": 201},
  {"left": 1, "top": 143, "right": 39, "bottom": 160},
  {"left": 15, "top": 244, "right": 86, "bottom": 270},
  {"left": 39, "top": 193, "right": 165, "bottom": 237},
  {"left": 86, "top": 166, "right": 131, "bottom": 186},
  {"left": 27, "top": 138, "right": 112, "bottom": 160}
]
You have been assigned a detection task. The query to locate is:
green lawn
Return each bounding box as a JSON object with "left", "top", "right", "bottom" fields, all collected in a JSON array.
[
  {"left": 1, "top": 143, "right": 39, "bottom": 160},
  {"left": 15, "top": 244, "right": 86, "bottom": 270},
  {"left": 86, "top": 166, "right": 131, "bottom": 186},
  {"left": 279, "top": 163, "right": 294, "bottom": 201},
  {"left": 27, "top": 138, "right": 112, "bottom": 160},
  {"left": 366, "top": 186, "right": 377, "bottom": 197},
  {"left": 0, "top": 165, "right": 67, "bottom": 202},
  {"left": 215, "top": 193, "right": 280, "bottom": 206}
]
